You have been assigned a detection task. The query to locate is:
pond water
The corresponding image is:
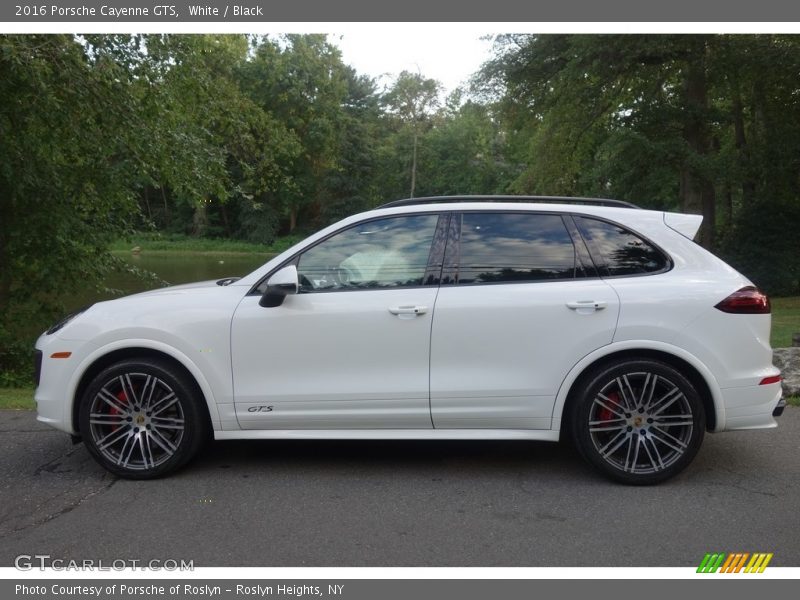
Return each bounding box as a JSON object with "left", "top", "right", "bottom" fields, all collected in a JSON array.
[
  {"left": 116, "top": 252, "right": 270, "bottom": 289},
  {"left": 69, "top": 252, "right": 272, "bottom": 310}
]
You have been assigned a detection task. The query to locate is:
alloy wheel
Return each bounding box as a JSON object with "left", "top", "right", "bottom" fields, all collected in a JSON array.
[{"left": 87, "top": 372, "right": 185, "bottom": 471}]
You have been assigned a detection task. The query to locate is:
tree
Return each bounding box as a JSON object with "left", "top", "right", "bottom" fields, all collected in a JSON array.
[
  {"left": 421, "top": 95, "right": 513, "bottom": 196},
  {"left": 479, "top": 34, "right": 800, "bottom": 271},
  {"left": 320, "top": 67, "right": 385, "bottom": 222},
  {"left": 382, "top": 71, "right": 441, "bottom": 198},
  {"left": 239, "top": 34, "right": 350, "bottom": 232},
  {"left": 129, "top": 35, "right": 298, "bottom": 238},
  {"left": 0, "top": 35, "right": 146, "bottom": 380}
]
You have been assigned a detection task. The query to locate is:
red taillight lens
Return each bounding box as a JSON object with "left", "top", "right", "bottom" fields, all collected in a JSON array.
[
  {"left": 714, "top": 286, "right": 771, "bottom": 314},
  {"left": 759, "top": 375, "right": 782, "bottom": 386}
]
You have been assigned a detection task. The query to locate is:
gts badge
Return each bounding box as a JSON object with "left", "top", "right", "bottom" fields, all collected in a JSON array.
[{"left": 247, "top": 405, "right": 274, "bottom": 413}]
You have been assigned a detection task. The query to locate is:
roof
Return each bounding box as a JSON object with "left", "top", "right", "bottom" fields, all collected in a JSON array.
[{"left": 378, "top": 195, "right": 639, "bottom": 210}]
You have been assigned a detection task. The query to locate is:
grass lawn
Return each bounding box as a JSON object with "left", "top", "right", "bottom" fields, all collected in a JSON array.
[
  {"left": 772, "top": 296, "right": 800, "bottom": 348},
  {"left": 0, "top": 387, "right": 35, "bottom": 410}
]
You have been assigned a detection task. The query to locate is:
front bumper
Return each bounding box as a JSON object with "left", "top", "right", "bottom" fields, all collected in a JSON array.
[{"left": 34, "top": 334, "right": 81, "bottom": 434}]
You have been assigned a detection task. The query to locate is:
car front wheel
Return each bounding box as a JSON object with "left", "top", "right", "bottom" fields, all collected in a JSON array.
[
  {"left": 79, "top": 359, "right": 207, "bottom": 479},
  {"left": 571, "top": 359, "right": 705, "bottom": 485}
]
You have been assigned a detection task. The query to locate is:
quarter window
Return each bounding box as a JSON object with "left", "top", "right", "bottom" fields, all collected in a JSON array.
[
  {"left": 576, "top": 217, "right": 669, "bottom": 276},
  {"left": 449, "top": 213, "right": 581, "bottom": 284},
  {"left": 296, "top": 214, "right": 439, "bottom": 292}
]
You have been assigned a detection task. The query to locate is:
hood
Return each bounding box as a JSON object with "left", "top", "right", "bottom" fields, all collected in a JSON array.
[{"left": 129, "top": 279, "right": 225, "bottom": 298}]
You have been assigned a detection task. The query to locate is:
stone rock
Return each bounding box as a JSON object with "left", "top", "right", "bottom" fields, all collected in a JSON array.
[{"left": 773, "top": 347, "right": 800, "bottom": 397}]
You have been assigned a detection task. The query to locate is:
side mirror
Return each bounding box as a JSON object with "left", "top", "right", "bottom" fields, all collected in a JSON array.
[{"left": 259, "top": 265, "right": 299, "bottom": 308}]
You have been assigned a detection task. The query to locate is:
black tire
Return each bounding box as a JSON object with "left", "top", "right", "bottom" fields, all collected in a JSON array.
[
  {"left": 79, "top": 359, "right": 208, "bottom": 479},
  {"left": 570, "top": 359, "right": 705, "bottom": 485}
]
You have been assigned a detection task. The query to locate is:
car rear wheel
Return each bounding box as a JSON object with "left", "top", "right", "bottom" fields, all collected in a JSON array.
[
  {"left": 570, "top": 359, "right": 705, "bottom": 485},
  {"left": 79, "top": 359, "right": 207, "bottom": 479}
]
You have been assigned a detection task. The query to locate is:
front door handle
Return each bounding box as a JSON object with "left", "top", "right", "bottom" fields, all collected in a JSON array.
[
  {"left": 388, "top": 305, "right": 428, "bottom": 317},
  {"left": 566, "top": 300, "right": 608, "bottom": 312}
]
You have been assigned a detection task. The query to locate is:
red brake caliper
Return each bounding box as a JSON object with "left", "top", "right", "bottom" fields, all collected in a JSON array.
[
  {"left": 598, "top": 391, "right": 620, "bottom": 424},
  {"left": 108, "top": 389, "right": 129, "bottom": 432}
]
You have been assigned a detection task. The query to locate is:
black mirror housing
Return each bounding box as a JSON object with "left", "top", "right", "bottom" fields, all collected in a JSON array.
[{"left": 259, "top": 265, "right": 299, "bottom": 308}]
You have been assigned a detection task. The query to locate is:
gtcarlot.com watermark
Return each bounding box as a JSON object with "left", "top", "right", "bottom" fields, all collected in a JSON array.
[{"left": 15, "top": 554, "right": 194, "bottom": 571}]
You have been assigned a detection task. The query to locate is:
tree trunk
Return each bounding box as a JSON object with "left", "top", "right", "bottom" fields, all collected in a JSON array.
[
  {"left": 192, "top": 202, "right": 207, "bottom": 237},
  {"left": 0, "top": 194, "right": 11, "bottom": 317},
  {"left": 219, "top": 202, "right": 231, "bottom": 237},
  {"left": 681, "top": 40, "right": 715, "bottom": 249},
  {"left": 701, "top": 180, "right": 716, "bottom": 249},
  {"left": 731, "top": 78, "right": 756, "bottom": 206},
  {"left": 679, "top": 168, "right": 702, "bottom": 215},
  {"left": 289, "top": 206, "right": 297, "bottom": 233},
  {"left": 410, "top": 130, "right": 418, "bottom": 199},
  {"left": 160, "top": 186, "right": 171, "bottom": 228},
  {"left": 723, "top": 182, "right": 733, "bottom": 228},
  {"left": 143, "top": 186, "right": 152, "bottom": 222}
]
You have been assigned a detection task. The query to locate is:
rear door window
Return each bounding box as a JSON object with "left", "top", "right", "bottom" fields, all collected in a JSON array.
[{"left": 447, "top": 212, "right": 584, "bottom": 284}]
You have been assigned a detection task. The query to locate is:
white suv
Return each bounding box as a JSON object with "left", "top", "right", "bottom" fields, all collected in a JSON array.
[{"left": 34, "top": 197, "right": 785, "bottom": 484}]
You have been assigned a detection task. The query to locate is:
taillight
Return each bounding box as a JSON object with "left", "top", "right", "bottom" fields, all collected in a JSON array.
[{"left": 714, "top": 286, "right": 771, "bottom": 314}]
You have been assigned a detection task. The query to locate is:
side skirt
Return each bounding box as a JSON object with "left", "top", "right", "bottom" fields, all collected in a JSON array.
[{"left": 214, "top": 429, "right": 561, "bottom": 441}]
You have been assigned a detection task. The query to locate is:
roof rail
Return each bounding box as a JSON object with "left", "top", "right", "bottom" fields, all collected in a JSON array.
[{"left": 378, "top": 195, "right": 640, "bottom": 210}]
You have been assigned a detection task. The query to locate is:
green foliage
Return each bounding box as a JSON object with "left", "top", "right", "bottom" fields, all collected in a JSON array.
[
  {"left": 479, "top": 34, "right": 800, "bottom": 292},
  {"left": 420, "top": 99, "right": 513, "bottom": 195},
  {"left": 239, "top": 35, "right": 350, "bottom": 231},
  {"left": 380, "top": 71, "right": 442, "bottom": 198},
  {"left": 233, "top": 195, "right": 282, "bottom": 245},
  {"left": 0, "top": 35, "right": 144, "bottom": 378},
  {"left": 719, "top": 197, "right": 800, "bottom": 296}
]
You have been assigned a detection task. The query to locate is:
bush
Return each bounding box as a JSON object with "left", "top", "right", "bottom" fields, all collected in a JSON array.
[
  {"left": 0, "top": 325, "right": 35, "bottom": 387},
  {"left": 719, "top": 197, "right": 800, "bottom": 296},
  {"left": 235, "top": 198, "right": 281, "bottom": 245}
]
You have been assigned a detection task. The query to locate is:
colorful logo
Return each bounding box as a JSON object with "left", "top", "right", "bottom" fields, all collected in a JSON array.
[{"left": 697, "top": 552, "right": 773, "bottom": 573}]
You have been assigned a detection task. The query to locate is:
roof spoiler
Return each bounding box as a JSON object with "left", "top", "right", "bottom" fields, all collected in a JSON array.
[{"left": 664, "top": 212, "right": 703, "bottom": 240}]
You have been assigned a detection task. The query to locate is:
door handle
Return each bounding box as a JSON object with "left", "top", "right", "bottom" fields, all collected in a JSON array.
[
  {"left": 566, "top": 300, "right": 607, "bottom": 311},
  {"left": 388, "top": 305, "right": 428, "bottom": 316}
]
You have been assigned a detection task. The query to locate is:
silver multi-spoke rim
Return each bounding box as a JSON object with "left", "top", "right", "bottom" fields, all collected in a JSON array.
[
  {"left": 588, "top": 372, "right": 694, "bottom": 475},
  {"left": 88, "top": 372, "right": 185, "bottom": 471}
]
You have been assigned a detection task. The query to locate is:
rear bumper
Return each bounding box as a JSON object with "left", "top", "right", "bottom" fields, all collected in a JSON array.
[
  {"left": 721, "top": 382, "right": 783, "bottom": 431},
  {"left": 773, "top": 397, "right": 786, "bottom": 417}
]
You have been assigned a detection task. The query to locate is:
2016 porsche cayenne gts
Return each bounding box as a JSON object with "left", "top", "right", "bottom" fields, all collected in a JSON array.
[{"left": 34, "top": 196, "right": 785, "bottom": 484}]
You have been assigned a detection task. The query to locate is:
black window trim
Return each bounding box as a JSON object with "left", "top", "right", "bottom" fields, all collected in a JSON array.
[
  {"left": 247, "top": 211, "right": 449, "bottom": 296},
  {"left": 248, "top": 208, "right": 674, "bottom": 295}
]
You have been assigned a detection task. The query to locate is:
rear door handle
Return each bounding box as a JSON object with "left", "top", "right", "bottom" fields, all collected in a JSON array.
[
  {"left": 388, "top": 305, "right": 428, "bottom": 317},
  {"left": 566, "top": 300, "right": 607, "bottom": 311}
]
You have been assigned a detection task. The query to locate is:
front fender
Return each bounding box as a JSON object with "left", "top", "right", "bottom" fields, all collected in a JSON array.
[{"left": 67, "top": 339, "right": 222, "bottom": 432}]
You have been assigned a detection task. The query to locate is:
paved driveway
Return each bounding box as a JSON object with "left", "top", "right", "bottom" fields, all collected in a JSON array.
[{"left": 1, "top": 408, "right": 798, "bottom": 566}]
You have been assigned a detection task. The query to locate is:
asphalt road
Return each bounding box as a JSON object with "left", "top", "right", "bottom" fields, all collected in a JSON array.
[{"left": 1, "top": 408, "right": 798, "bottom": 567}]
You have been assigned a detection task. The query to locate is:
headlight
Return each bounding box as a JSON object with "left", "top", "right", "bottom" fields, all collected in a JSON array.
[{"left": 46, "top": 305, "right": 91, "bottom": 335}]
